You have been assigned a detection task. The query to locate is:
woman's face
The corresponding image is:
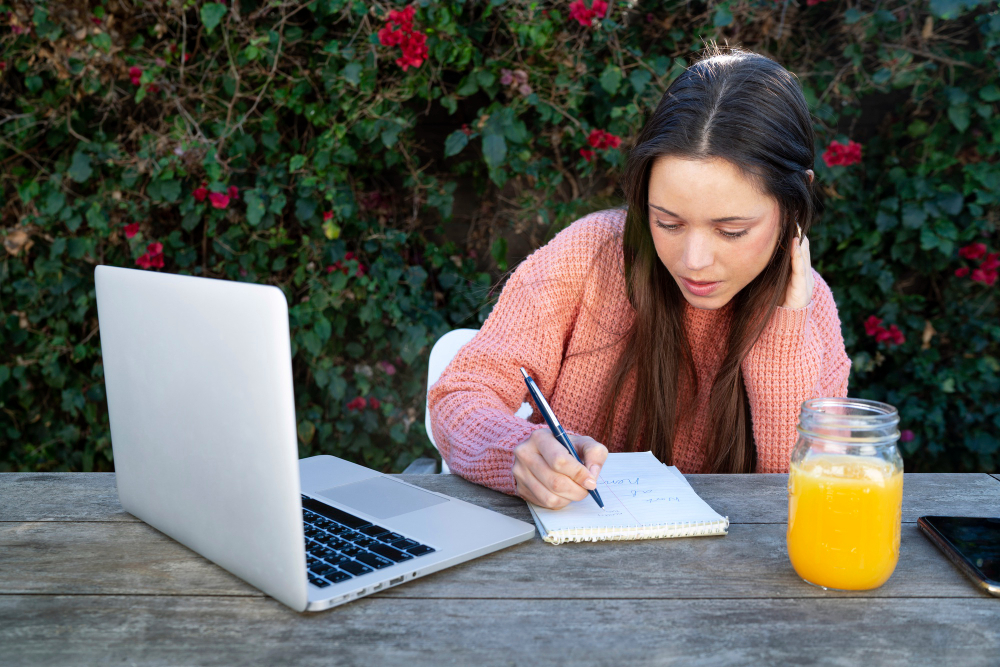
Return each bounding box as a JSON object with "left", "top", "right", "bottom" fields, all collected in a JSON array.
[{"left": 647, "top": 156, "right": 782, "bottom": 310}]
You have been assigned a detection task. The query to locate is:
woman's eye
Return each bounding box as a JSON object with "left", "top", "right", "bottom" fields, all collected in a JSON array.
[
  {"left": 720, "top": 229, "right": 749, "bottom": 239},
  {"left": 654, "top": 220, "right": 681, "bottom": 231}
]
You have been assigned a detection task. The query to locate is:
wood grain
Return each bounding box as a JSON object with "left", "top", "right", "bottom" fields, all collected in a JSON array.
[
  {"left": 1, "top": 520, "right": 989, "bottom": 599},
  {"left": 2, "top": 595, "right": 999, "bottom": 667},
  {"left": 4, "top": 472, "right": 999, "bottom": 525}
]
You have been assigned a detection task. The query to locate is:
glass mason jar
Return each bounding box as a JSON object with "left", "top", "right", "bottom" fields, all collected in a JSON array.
[{"left": 786, "top": 397, "right": 904, "bottom": 591}]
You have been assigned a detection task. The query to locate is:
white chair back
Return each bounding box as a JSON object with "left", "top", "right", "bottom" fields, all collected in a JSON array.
[{"left": 425, "top": 329, "right": 532, "bottom": 474}]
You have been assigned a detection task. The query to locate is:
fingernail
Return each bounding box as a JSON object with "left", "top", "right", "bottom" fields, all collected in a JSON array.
[
  {"left": 590, "top": 465, "right": 600, "bottom": 477},
  {"left": 584, "top": 478, "right": 596, "bottom": 490}
]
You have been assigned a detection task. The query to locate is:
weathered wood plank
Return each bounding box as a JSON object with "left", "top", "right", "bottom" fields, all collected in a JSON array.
[
  {"left": 4, "top": 472, "right": 999, "bottom": 525},
  {"left": 0, "top": 473, "right": 135, "bottom": 523},
  {"left": 2, "top": 520, "right": 988, "bottom": 599},
  {"left": 2, "top": 595, "right": 999, "bottom": 667}
]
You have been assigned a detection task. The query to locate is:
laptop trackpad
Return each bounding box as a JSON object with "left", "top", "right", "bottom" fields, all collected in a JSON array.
[{"left": 317, "top": 477, "right": 448, "bottom": 520}]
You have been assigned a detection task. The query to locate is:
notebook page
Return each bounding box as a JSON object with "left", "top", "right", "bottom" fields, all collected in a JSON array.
[{"left": 530, "top": 451, "right": 724, "bottom": 532}]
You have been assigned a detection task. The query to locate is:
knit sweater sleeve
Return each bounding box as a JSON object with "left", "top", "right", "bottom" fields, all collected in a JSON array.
[
  {"left": 427, "top": 213, "right": 617, "bottom": 494},
  {"left": 741, "top": 270, "right": 852, "bottom": 473}
]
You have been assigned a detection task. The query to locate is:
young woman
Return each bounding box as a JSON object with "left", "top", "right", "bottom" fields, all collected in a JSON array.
[{"left": 428, "top": 47, "right": 851, "bottom": 509}]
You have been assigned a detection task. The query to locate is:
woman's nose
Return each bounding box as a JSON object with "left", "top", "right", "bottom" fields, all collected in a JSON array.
[{"left": 682, "top": 233, "right": 714, "bottom": 272}]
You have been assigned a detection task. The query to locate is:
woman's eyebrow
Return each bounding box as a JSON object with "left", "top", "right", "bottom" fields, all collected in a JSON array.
[{"left": 648, "top": 202, "right": 757, "bottom": 223}]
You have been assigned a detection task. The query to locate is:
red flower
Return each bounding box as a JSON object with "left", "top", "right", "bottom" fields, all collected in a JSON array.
[
  {"left": 580, "top": 149, "right": 595, "bottom": 162},
  {"left": 227, "top": 185, "right": 239, "bottom": 200},
  {"left": 135, "top": 242, "right": 164, "bottom": 270},
  {"left": 886, "top": 325, "right": 905, "bottom": 346},
  {"left": 323, "top": 211, "right": 334, "bottom": 221},
  {"left": 959, "top": 242, "right": 987, "bottom": 260},
  {"left": 379, "top": 361, "right": 397, "bottom": 376},
  {"left": 146, "top": 83, "right": 160, "bottom": 94},
  {"left": 347, "top": 397, "right": 368, "bottom": 411},
  {"left": 369, "top": 397, "right": 381, "bottom": 410},
  {"left": 193, "top": 184, "right": 208, "bottom": 202},
  {"left": 396, "top": 31, "right": 428, "bottom": 70},
  {"left": 124, "top": 223, "right": 140, "bottom": 239},
  {"left": 863, "top": 315, "right": 883, "bottom": 336},
  {"left": 982, "top": 253, "right": 999, "bottom": 271},
  {"left": 356, "top": 263, "right": 367, "bottom": 277},
  {"left": 900, "top": 429, "right": 914, "bottom": 442},
  {"left": 587, "top": 129, "right": 621, "bottom": 150},
  {"left": 128, "top": 66, "right": 142, "bottom": 86},
  {"left": 378, "top": 25, "right": 404, "bottom": 47},
  {"left": 461, "top": 124, "right": 472, "bottom": 136},
  {"left": 379, "top": 5, "right": 427, "bottom": 70},
  {"left": 568, "top": 0, "right": 606, "bottom": 26},
  {"left": 344, "top": 252, "right": 355, "bottom": 261},
  {"left": 91, "top": 17, "right": 102, "bottom": 25},
  {"left": 955, "top": 266, "right": 970, "bottom": 277},
  {"left": 208, "top": 192, "right": 230, "bottom": 209},
  {"left": 971, "top": 268, "right": 998, "bottom": 286},
  {"left": 184, "top": 53, "right": 191, "bottom": 63},
  {"left": 822, "top": 140, "right": 863, "bottom": 167}
]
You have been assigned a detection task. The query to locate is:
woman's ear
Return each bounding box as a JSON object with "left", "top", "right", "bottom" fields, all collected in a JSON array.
[{"left": 806, "top": 169, "right": 814, "bottom": 184}]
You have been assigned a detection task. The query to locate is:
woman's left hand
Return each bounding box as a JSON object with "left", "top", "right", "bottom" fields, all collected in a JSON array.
[{"left": 782, "top": 233, "right": 814, "bottom": 309}]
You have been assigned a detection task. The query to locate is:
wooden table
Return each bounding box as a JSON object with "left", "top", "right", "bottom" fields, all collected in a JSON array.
[{"left": 2, "top": 472, "right": 999, "bottom": 665}]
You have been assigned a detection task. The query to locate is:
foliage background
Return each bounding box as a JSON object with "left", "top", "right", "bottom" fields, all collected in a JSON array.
[{"left": 1, "top": 0, "right": 998, "bottom": 474}]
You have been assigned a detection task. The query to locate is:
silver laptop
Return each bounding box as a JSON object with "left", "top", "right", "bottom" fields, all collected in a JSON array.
[{"left": 94, "top": 265, "right": 534, "bottom": 612}]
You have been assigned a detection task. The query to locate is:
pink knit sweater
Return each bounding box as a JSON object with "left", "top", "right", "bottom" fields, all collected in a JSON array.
[{"left": 428, "top": 209, "right": 851, "bottom": 495}]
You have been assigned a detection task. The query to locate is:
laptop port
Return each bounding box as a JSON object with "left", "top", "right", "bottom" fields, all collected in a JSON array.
[
  {"left": 390, "top": 576, "right": 404, "bottom": 586},
  {"left": 372, "top": 583, "right": 383, "bottom": 591}
]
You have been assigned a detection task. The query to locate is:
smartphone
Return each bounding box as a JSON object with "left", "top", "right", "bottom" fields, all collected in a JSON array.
[{"left": 917, "top": 516, "right": 1000, "bottom": 596}]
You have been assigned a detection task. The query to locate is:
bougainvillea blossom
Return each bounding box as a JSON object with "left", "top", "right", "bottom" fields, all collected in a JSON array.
[
  {"left": 136, "top": 242, "right": 164, "bottom": 269},
  {"left": 369, "top": 397, "right": 381, "bottom": 410},
  {"left": 959, "top": 242, "right": 987, "bottom": 260},
  {"left": 580, "top": 148, "right": 595, "bottom": 162},
  {"left": 568, "top": 0, "right": 608, "bottom": 27},
  {"left": 129, "top": 66, "right": 142, "bottom": 85},
  {"left": 193, "top": 184, "right": 208, "bottom": 202},
  {"left": 587, "top": 128, "right": 621, "bottom": 150},
  {"left": 208, "top": 192, "right": 230, "bottom": 209},
  {"left": 378, "top": 5, "right": 428, "bottom": 71},
  {"left": 346, "top": 397, "right": 368, "bottom": 411},
  {"left": 864, "top": 315, "right": 904, "bottom": 346},
  {"left": 227, "top": 185, "right": 239, "bottom": 200},
  {"left": 124, "top": 223, "right": 139, "bottom": 239},
  {"left": 822, "top": 140, "right": 863, "bottom": 167}
]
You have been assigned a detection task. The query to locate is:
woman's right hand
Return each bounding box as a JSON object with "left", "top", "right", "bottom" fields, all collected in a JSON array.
[{"left": 512, "top": 429, "right": 608, "bottom": 509}]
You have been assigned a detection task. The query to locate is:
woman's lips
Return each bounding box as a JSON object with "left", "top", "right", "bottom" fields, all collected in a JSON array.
[{"left": 680, "top": 277, "right": 721, "bottom": 296}]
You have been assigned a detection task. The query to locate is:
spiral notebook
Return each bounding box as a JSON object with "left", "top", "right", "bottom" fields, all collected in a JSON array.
[{"left": 526, "top": 451, "right": 729, "bottom": 544}]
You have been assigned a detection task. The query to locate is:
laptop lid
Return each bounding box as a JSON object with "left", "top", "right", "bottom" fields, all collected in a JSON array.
[{"left": 94, "top": 265, "right": 308, "bottom": 611}]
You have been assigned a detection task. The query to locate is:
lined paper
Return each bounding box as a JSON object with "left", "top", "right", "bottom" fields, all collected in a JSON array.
[{"left": 527, "top": 452, "right": 728, "bottom": 543}]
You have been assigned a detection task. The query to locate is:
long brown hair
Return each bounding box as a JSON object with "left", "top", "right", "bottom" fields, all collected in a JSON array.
[{"left": 593, "top": 46, "right": 820, "bottom": 473}]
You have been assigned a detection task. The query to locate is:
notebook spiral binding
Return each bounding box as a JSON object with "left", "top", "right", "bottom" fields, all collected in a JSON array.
[{"left": 542, "top": 516, "right": 730, "bottom": 545}]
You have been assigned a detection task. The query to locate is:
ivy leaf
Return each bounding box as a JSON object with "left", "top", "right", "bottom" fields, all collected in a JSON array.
[
  {"left": 68, "top": 151, "right": 93, "bottom": 183},
  {"left": 482, "top": 133, "right": 507, "bottom": 168},
  {"left": 629, "top": 69, "right": 652, "bottom": 95},
  {"left": 600, "top": 65, "right": 621, "bottom": 95},
  {"left": 245, "top": 189, "right": 266, "bottom": 226},
  {"left": 948, "top": 105, "right": 970, "bottom": 133},
  {"left": 342, "top": 62, "right": 363, "bottom": 86},
  {"left": 901, "top": 201, "right": 927, "bottom": 229},
  {"left": 979, "top": 84, "right": 1000, "bottom": 102},
  {"left": 201, "top": 3, "right": 227, "bottom": 34},
  {"left": 380, "top": 121, "right": 403, "bottom": 148},
  {"left": 444, "top": 130, "right": 469, "bottom": 157}
]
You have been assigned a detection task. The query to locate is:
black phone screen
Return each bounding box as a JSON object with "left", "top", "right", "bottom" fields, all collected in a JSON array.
[{"left": 921, "top": 516, "right": 1000, "bottom": 582}]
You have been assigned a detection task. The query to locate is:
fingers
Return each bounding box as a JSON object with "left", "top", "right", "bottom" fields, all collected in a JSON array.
[
  {"left": 790, "top": 236, "right": 803, "bottom": 277},
  {"left": 578, "top": 437, "right": 608, "bottom": 481},
  {"left": 537, "top": 433, "right": 596, "bottom": 492},
  {"left": 514, "top": 460, "right": 571, "bottom": 510}
]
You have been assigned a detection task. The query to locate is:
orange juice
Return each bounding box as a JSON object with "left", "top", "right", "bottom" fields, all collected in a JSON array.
[{"left": 787, "top": 455, "right": 903, "bottom": 590}]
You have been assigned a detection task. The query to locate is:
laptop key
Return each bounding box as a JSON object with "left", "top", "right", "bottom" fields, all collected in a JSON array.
[
  {"left": 369, "top": 543, "right": 413, "bottom": 563},
  {"left": 325, "top": 570, "right": 351, "bottom": 584},
  {"left": 312, "top": 564, "right": 337, "bottom": 577},
  {"left": 301, "top": 498, "right": 371, "bottom": 530},
  {"left": 339, "top": 561, "right": 373, "bottom": 576},
  {"left": 391, "top": 538, "right": 419, "bottom": 550},
  {"left": 341, "top": 546, "right": 363, "bottom": 558},
  {"left": 309, "top": 576, "right": 331, "bottom": 588},
  {"left": 407, "top": 545, "right": 436, "bottom": 557},
  {"left": 359, "top": 524, "right": 389, "bottom": 537},
  {"left": 379, "top": 532, "right": 404, "bottom": 544},
  {"left": 355, "top": 537, "right": 378, "bottom": 548},
  {"left": 324, "top": 555, "right": 352, "bottom": 567},
  {"left": 355, "top": 552, "right": 394, "bottom": 570}
]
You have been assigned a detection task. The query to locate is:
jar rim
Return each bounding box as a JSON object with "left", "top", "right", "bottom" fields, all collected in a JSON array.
[{"left": 797, "top": 397, "right": 900, "bottom": 446}]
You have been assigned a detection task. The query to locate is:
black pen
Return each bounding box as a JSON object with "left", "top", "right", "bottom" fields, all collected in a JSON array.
[{"left": 519, "top": 367, "right": 604, "bottom": 508}]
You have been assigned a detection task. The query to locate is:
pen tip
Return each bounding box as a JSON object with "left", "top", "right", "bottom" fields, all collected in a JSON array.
[{"left": 519, "top": 367, "right": 529, "bottom": 380}]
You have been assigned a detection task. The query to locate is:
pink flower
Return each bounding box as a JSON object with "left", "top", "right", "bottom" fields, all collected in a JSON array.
[
  {"left": 863, "top": 315, "right": 883, "bottom": 336},
  {"left": 955, "top": 266, "right": 970, "bottom": 277},
  {"left": 500, "top": 68, "right": 514, "bottom": 86},
  {"left": 568, "top": 0, "right": 597, "bottom": 26},
  {"left": 396, "top": 31, "right": 428, "bottom": 70},
  {"left": 208, "top": 192, "right": 230, "bottom": 209},
  {"left": 982, "top": 253, "right": 1000, "bottom": 271},
  {"left": 356, "top": 263, "right": 367, "bottom": 277},
  {"left": 135, "top": 242, "right": 164, "bottom": 269},
  {"left": 518, "top": 83, "right": 533, "bottom": 96},
  {"left": 379, "top": 361, "right": 397, "bottom": 376},
  {"left": 971, "top": 268, "right": 998, "bottom": 286},
  {"left": 347, "top": 397, "right": 368, "bottom": 411},
  {"left": 900, "top": 429, "right": 914, "bottom": 442},
  {"left": 380, "top": 5, "right": 427, "bottom": 70},
  {"left": 193, "top": 184, "right": 208, "bottom": 202},
  {"left": 587, "top": 129, "right": 621, "bottom": 150},
  {"left": 822, "top": 140, "right": 863, "bottom": 167},
  {"left": 886, "top": 325, "right": 905, "bottom": 346},
  {"left": 124, "top": 223, "right": 140, "bottom": 239},
  {"left": 129, "top": 66, "right": 142, "bottom": 86},
  {"left": 369, "top": 397, "right": 381, "bottom": 410},
  {"left": 579, "top": 149, "right": 595, "bottom": 162},
  {"left": 323, "top": 211, "right": 334, "bottom": 221},
  {"left": 959, "top": 242, "right": 987, "bottom": 260},
  {"left": 227, "top": 185, "right": 239, "bottom": 200}
]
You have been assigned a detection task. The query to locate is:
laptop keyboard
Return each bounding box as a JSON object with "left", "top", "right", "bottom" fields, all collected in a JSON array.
[{"left": 301, "top": 495, "right": 436, "bottom": 589}]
